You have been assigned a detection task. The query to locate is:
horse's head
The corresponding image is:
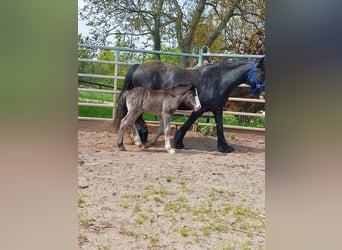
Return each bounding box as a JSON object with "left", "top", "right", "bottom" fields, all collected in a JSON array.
[{"left": 246, "top": 57, "right": 266, "bottom": 96}]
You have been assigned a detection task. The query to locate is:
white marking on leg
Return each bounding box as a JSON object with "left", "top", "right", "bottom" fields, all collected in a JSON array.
[
  {"left": 194, "top": 88, "right": 201, "bottom": 110},
  {"left": 163, "top": 115, "right": 175, "bottom": 154},
  {"left": 132, "top": 124, "right": 142, "bottom": 147}
]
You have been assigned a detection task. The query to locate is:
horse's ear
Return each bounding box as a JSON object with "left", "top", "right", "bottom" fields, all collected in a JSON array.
[
  {"left": 257, "top": 57, "right": 265, "bottom": 68},
  {"left": 188, "top": 82, "right": 195, "bottom": 90}
]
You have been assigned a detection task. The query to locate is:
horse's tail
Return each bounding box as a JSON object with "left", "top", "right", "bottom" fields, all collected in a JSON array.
[
  {"left": 113, "top": 64, "right": 139, "bottom": 129},
  {"left": 113, "top": 91, "right": 129, "bottom": 130}
]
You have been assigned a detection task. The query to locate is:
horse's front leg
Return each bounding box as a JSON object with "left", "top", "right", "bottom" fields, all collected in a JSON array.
[
  {"left": 144, "top": 120, "right": 164, "bottom": 148},
  {"left": 213, "top": 109, "right": 234, "bottom": 153},
  {"left": 174, "top": 111, "right": 201, "bottom": 149},
  {"left": 163, "top": 114, "right": 175, "bottom": 154},
  {"left": 135, "top": 115, "right": 148, "bottom": 143}
]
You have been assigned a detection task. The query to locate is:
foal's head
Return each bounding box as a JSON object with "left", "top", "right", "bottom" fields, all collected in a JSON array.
[{"left": 182, "top": 90, "right": 201, "bottom": 112}]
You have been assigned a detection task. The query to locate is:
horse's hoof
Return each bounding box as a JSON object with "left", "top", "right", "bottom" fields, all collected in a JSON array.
[
  {"left": 118, "top": 145, "right": 126, "bottom": 151},
  {"left": 128, "top": 134, "right": 135, "bottom": 144},
  {"left": 139, "top": 131, "right": 148, "bottom": 143},
  {"left": 167, "top": 148, "right": 176, "bottom": 154},
  {"left": 218, "top": 145, "right": 234, "bottom": 153},
  {"left": 174, "top": 141, "right": 184, "bottom": 149}
]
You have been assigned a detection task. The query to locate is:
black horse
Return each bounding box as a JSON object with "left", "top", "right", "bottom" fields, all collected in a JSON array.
[{"left": 115, "top": 58, "right": 265, "bottom": 153}]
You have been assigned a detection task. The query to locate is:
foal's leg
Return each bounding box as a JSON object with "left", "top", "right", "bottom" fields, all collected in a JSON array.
[
  {"left": 144, "top": 120, "right": 164, "bottom": 148},
  {"left": 163, "top": 114, "right": 175, "bottom": 154},
  {"left": 117, "top": 116, "right": 128, "bottom": 151},
  {"left": 117, "top": 111, "right": 138, "bottom": 151}
]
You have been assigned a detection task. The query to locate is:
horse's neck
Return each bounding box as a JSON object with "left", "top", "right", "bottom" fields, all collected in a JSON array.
[
  {"left": 222, "top": 62, "right": 251, "bottom": 89},
  {"left": 170, "top": 86, "right": 189, "bottom": 96}
]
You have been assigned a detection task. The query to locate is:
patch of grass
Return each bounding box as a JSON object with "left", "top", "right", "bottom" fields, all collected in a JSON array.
[
  {"left": 212, "top": 187, "right": 224, "bottom": 194},
  {"left": 164, "top": 201, "right": 191, "bottom": 213},
  {"left": 240, "top": 222, "right": 252, "bottom": 231},
  {"left": 78, "top": 91, "right": 113, "bottom": 102},
  {"left": 223, "top": 114, "right": 265, "bottom": 128},
  {"left": 234, "top": 205, "right": 251, "bottom": 216},
  {"left": 78, "top": 106, "right": 112, "bottom": 118},
  {"left": 143, "top": 233, "right": 159, "bottom": 247},
  {"left": 121, "top": 193, "right": 130, "bottom": 199},
  {"left": 97, "top": 244, "right": 110, "bottom": 250},
  {"left": 78, "top": 193, "right": 86, "bottom": 205},
  {"left": 133, "top": 203, "right": 141, "bottom": 213},
  {"left": 177, "top": 195, "right": 187, "bottom": 203},
  {"left": 154, "top": 196, "right": 163, "bottom": 203},
  {"left": 214, "top": 225, "right": 228, "bottom": 233},
  {"left": 179, "top": 181, "right": 192, "bottom": 194},
  {"left": 87, "top": 167, "right": 95, "bottom": 172},
  {"left": 166, "top": 176, "right": 174, "bottom": 182},
  {"left": 240, "top": 242, "right": 252, "bottom": 250},
  {"left": 144, "top": 185, "right": 169, "bottom": 197},
  {"left": 200, "top": 227, "right": 211, "bottom": 236},
  {"left": 199, "top": 125, "right": 216, "bottom": 136},
  {"left": 78, "top": 212, "right": 88, "bottom": 225},
  {"left": 135, "top": 214, "right": 148, "bottom": 225},
  {"left": 143, "top": 194, "right": 150, "bottom": 202},
  {"left": 228, "top": 191, "right": 236, "bottom": 197},
  {"left": 222, "top": 244, "right": 232, "bottom": 250},
  {"left": 180, "top": 227, "right": 190, "bottom": 237},
  {"left": 222, "top": 203, "right": 234, "bottom": 214},
  {"left": 119, "top": 202, "right": 130, "bottom": 209}
]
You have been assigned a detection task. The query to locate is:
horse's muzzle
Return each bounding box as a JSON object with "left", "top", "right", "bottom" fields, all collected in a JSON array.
[
  {"left": 194, "top": 92, "right": 201, "bottom": 111},
  {"left": 194, "top": 103, "right": 201, "bottom": 111}
]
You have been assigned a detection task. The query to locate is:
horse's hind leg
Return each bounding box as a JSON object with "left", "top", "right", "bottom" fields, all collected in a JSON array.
[
  {"left": 136, "top": 115, "right": 148, "bottom": 143},
  {"left": 117, "top": 119, "right": 127, "bottom": 151},
  {"left": 144, "top": 120, "right": 164, "bottom": 148},
  {"left": 213, "top": 109, "right": 234, "bottom": 153},
  {"left": 131, "top": 123, "right": 143, "bottom": 147},
  {"left": 117, "top": 111, "right": 138, "bottom": 151}
]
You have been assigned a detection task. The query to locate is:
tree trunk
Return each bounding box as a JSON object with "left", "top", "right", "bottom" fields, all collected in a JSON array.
[
  {"left": 206, "top": 0, "right": 242, "bottom": 48},
  {"left": 153, "top": 0, "right": 164, "bottom": 60}
]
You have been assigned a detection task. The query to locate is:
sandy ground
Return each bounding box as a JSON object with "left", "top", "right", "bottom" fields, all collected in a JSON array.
[{"left": 78, "top": 120, "right": 265, "bottom": 250}]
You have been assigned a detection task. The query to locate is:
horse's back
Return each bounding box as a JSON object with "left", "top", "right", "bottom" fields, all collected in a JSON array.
[{"left": 133, "top": 61, "right": 200, "bottom": 89}]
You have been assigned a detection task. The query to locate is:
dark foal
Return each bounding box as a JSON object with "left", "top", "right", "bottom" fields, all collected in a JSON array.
[{"left": 116, "top": 85, "right": 201, "bottom": 153}]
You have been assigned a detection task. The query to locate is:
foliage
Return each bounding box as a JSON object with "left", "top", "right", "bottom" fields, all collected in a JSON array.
[
  {"left": 199, "top": 126, "right": 216, "bottom": 137},
  {"left": 144, "top": 46, "right": 183, "bottom": 66},
  {"left": 79, "top": 0, "right": 265, "bottom": 65},
  {"left": 78, "top": 34, "right": 143, "bottom": 90},
  {"left": 229, "top": 86, "right": 265, "bottom": 127}
]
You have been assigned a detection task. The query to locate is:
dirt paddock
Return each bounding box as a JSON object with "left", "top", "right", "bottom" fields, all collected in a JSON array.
[{"left": 78, "top": 120, "right": 265, "bottom": 250}]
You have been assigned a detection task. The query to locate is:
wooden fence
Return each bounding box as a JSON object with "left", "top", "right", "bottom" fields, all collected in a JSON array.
[{"left": 78, "top": 44, "right": 265, "bottom": 132}]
